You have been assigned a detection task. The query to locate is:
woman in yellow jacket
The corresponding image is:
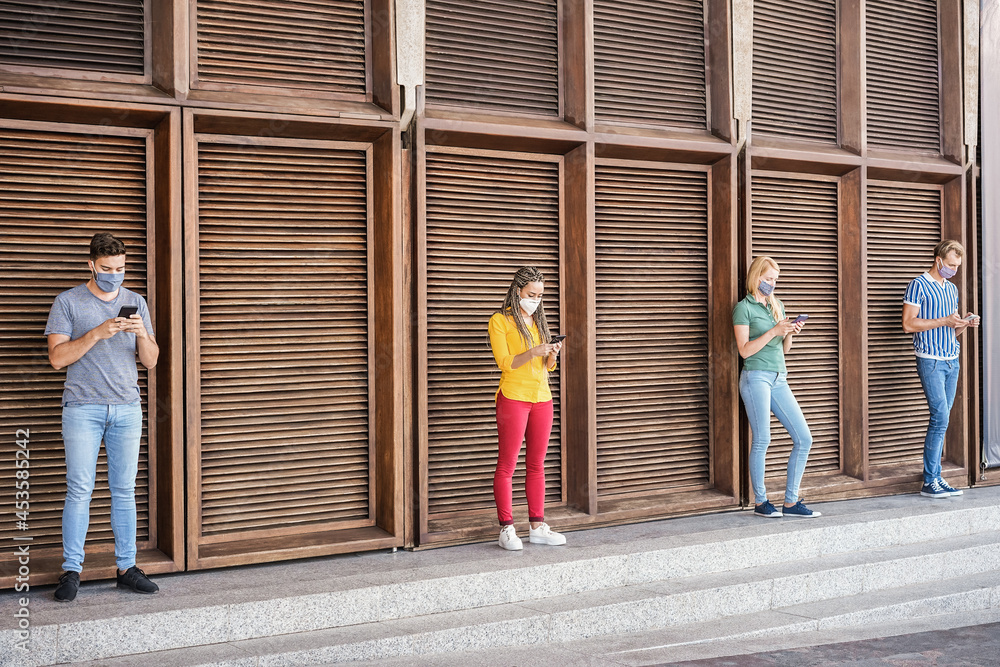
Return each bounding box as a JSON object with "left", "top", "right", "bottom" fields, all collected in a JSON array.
[{"left": 488, "top": 266, "right": 565, "bottom": 550}]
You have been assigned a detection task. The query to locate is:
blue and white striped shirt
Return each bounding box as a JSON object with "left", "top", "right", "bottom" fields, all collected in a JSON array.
[{"left": 903, "top": 272, "right": 959, "bottom": 360}]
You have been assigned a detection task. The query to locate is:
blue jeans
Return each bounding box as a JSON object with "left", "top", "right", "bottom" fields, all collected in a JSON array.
[
  {"left": 61, "top": 403, "right": 143, "bottom": 572},
  {"left": 915, "top": 357, "right": 960, "bottom": 485},
  {"left": 739, "top": 370, "right": 814, "bottom": 505}
]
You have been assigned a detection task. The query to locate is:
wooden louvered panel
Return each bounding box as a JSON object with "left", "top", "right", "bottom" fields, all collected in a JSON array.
[
  {"left": 866, "top": 0, "right": 941, "bottom": 152},
  {"left": 195, "top": 140, "right": 371, "bottom": 537},
  {"left": 752, "top": 0, "right": 837, "bottom": 143},
  {"left": 0, "top": 0, "right": 145, "bottom": 76},
  {"left": 0, "top": 126, "right": 151, "bottom": 551},
  {"left": 425, "top": 0, "right": 559, "bottom": 116},
  {"left": 750, "top": 176, "right": 840, "bottom": 476},
  {"left": 425, "top": 151, "right": 562, "bottom": 516},
  {"left": 594, "top": 164, "right": 710, "bottom": 495},
  {"left": 866, "top": 184, "right": 941, "bottom": 464},
  {"left": 593, "top": 0, "right": 707, "bottom": 129},
  {"left": 195, "top": 0, "right": 367, "bottom": 95}
]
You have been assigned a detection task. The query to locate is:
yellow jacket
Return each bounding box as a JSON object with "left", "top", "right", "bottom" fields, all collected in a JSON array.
[{"left": 488, "top": 312, "right": 553, "bottom": 403}]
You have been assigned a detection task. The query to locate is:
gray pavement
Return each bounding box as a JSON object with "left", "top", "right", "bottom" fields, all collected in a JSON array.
[{"left": 668, "top": 621, "right": 1000, "bottom": 666}]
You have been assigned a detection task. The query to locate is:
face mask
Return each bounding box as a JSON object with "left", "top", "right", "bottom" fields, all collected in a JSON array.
[
  {"left": 91, "top": 265, "right": 125, "bottom": 293},
  {"left": 937, "top": 259, "right": 957, "bottom": 280},
  {"left": 758, "top": 280, "right": 775, "bottom": 297},
  {"left": 519, "top": 297, "right": 541, "bottom": 315}
]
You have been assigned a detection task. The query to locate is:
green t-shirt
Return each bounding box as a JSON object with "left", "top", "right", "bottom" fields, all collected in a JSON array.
[{"left": 732, "top": 294, "right": 786, "bottom": 372}]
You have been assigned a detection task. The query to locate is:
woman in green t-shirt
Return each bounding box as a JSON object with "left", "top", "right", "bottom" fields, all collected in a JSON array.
[{"left": 732, "top": 256, "right": 820, "bottom": 519}]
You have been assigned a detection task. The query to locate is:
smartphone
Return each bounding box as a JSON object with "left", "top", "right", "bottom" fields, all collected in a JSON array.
[
  {"left": 791, "top": 314, "right": 809, "bottom": 324},
  {"left": 117, "top": 305, "right": 138, "bottom": 318},
  {"left": 551, "top": 334, "right": 567, "bottom": 343},
  {"left": 963, "top": 313, "right": 979, "bottom": 321}
]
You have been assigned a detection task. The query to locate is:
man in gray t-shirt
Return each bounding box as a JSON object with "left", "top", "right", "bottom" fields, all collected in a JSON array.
[{"left": 44, "top": 232, "right": 160, "bottom": 602}]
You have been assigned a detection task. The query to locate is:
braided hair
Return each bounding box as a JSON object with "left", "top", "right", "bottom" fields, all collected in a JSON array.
[{"left": 498, "top": 266, "right": 551, "bottom": 348}]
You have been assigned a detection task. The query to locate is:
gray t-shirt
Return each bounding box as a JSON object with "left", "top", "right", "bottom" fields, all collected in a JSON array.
[{"left": 44, "top": 284, "right": 154, "bottom": 406}]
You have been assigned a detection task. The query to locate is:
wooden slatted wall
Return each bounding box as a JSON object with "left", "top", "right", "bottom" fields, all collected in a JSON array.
[
  {"left": 424, "top": 150, "right": 562, "bottom": 519},
  {"left": 866, "top": 184, "right": 941, "bottom": 465},
  {"left": 193, "top": 139, "right": 372, "bottom": 540},
  {"left": 594, "top": 164, "right": 710, "bottom": 495},
  {"left": 195, "top": 0, "right": 367, "bottom": 95},
  {"left": 593, "top": 0, "right": 707, "bottom": 129},
  {"left": 750, "top": 175, "right": 840, "bottom": 476},
  {"left": 866, "top": 0, "right": 941, "bottom": 152},
  {"left": 425, "top": 0, "right": 560, "bottom": 116},
  {"left": 0, "top": 0, "right": 146, "bottom": 76},
  {"left": 752, "top": 0, "right": 838, "bottom": 143},
  {"left": 0, "top": 125, "right": 151, "bottom": 553}
]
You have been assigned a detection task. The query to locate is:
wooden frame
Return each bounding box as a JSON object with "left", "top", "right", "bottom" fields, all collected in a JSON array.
[
  {"left": 0, "top": 0, "right": 153, "bottom": 85},
  {"left": 0, "top": 100, "right": 183, "bottom": 587},
  {"left": 181, "top": 110, "right": 402, "bottom": 569},
  {"left": 187, "top": 0, "right": 376, "bottom": 105},
  {"left": 414, "top": 142, "right": 570, "bottom": 544}
]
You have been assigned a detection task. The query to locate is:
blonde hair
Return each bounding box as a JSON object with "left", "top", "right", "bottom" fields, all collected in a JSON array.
[
  {"left": 746, "top": 256, "right": 784, "bottom": 319},
  {"left": 933, "top": 239, "right": 964, "bottom": 260}
]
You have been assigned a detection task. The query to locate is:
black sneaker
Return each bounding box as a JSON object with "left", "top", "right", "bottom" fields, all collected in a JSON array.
[
  {"left": 54, "top": 571, "right": 80, "bottom": 602},
  {"left": 116, "top": 566, "right": 159, "bottom": 594}
]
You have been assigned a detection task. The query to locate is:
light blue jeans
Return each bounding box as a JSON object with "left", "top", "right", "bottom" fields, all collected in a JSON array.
[
  {"left": 61, "top": 403, "right": 142, "bottom": 572},
  {"left": 915, "top": 357, "right": 960, "bottom": 485},
  {"left": 739, "top": 370, "right": 813, "bottom": 505}
]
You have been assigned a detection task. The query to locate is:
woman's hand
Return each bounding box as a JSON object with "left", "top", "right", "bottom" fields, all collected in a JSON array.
[
  {"left": 531, "top": 343, "right": 559, "bottom": 358},
  {"left": 770, "top": 318, "right": 797, "bottom": 337}
]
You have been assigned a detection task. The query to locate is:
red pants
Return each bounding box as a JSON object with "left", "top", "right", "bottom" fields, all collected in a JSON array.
[{"left": 494, "top": 391, "right": 554, "bottom": 526}]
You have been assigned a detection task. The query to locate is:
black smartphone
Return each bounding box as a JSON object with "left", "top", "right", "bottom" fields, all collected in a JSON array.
[
  {"left": 551, "top": 334, "right": 566, "bottom": 343},
  {"left": 791, "top": 314, "right": 809, "bottom": 324},
  {"left": 117, "top": 305, "right": 138, "bottom": 318}
]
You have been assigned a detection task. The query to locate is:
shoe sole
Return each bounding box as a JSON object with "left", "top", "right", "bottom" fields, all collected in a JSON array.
[
  {"left": 116, "top": 582, "right": 158, "bottom": 594},
  {"left": 920, "top": 492, "right": 951, "bottom": 498},
  {"left": 54, "top": 594, "right": 76, "bottom": 602},
  {"left": 529, "top": 538, "right": 566, "bottom": 545},
  {"left": 783, "top": 512, "right": 822, "bottom": 517},
  {"left": 754, "top": 513, "right": 782, "bottom": 518}
]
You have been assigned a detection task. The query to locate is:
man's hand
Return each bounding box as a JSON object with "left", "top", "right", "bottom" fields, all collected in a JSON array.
[
  {"left": 119, "top": 314, "right": 150, "bottom": 339},
  {"left": 94, "top": 317, "right": 127, "bottom": 340},
  {"left": 943, "top": 312, "right": 965, "bottom": 329}
]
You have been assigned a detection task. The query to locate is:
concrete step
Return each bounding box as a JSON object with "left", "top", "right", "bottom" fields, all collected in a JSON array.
[
  {"left": 3, "top": 488, "right": 1000, "bottom": 666},
  {"left": 69, "top": 545, "right": 1000, "bottom": 666},
  {"left": 348, "top": 604, "right": 1000, "bottom": 666}
]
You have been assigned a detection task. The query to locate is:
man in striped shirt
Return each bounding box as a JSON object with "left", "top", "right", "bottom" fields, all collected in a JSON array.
[{"left": 902, "top": 240, "right": 980, "bottom": 499}]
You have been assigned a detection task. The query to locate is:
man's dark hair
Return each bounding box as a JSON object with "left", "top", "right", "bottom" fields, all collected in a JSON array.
[{"left": 89, "top": 232, "right": 126, "bottom": 260}]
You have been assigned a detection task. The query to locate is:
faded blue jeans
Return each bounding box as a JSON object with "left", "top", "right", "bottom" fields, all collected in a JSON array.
[
  {"left": 61, "top": 403, "right": 143, "bottom": 572},
  {"left": 915, "top": 356, "right": 960, "bottom": 485},
  {"left": 739, "top": 370, "right": 813, "bottom": 506}
]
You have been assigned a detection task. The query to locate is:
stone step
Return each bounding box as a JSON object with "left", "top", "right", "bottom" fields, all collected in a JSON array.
[
  {"left": 352, "top": 600, "right": 1000, "bottom": 666},
  {"left": 4, "top": 488, "right": 999, "bottom": 666},
  {"left": 71, "top": 556, "right": 1000, "bottom": 666}
]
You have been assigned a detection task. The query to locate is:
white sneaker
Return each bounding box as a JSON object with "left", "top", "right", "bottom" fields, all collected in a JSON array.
[
  {"left": 528, "top": 522, "right": 566, "bottom": 546},
  {"left": 498, "top": 525, "right": 523, "bottom": 551}
]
